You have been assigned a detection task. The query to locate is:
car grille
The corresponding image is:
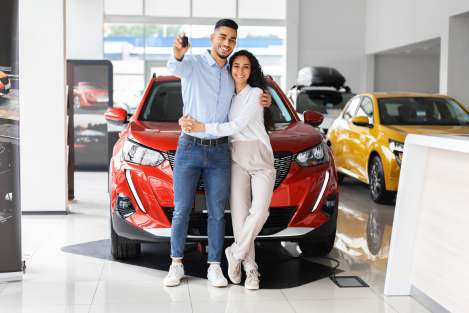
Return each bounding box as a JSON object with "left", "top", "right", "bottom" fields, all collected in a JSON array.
[
  {"left": 273, "top": 152, "right": 295, "bottom": 189},
  {"left": 163, "top": 207, "right": 296, "bottom": 236},
  {"left": 163, "top": 151, "right": 295, "bottom": 190}
]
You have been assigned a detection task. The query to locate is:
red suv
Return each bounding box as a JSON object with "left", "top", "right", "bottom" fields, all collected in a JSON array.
[{"left": 105, "top": 75, "right": 339, "bottom": 259}]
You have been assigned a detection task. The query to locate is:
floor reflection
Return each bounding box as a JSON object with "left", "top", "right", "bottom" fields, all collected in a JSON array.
[{"left": 333, "top": 176, "right": 395, "bottom": 291}]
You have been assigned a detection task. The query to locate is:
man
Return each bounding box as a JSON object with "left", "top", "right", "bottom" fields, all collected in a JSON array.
[{"left": 163, "top": 19, "right": 271, "bottom": 287}]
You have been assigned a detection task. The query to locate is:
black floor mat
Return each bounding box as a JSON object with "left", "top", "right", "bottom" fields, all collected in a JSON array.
[{"left": 62, "top": 240, "right": 340, "bottom": 289}]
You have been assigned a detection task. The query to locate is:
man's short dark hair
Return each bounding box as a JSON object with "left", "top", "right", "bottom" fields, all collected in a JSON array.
[{"left": 214, "top": 19, "right": 238, "bottom": 31}]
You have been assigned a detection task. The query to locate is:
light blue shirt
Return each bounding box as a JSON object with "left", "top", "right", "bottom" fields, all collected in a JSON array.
[{"left": 167, "top": 50, "right": 234, "bottom": 139}]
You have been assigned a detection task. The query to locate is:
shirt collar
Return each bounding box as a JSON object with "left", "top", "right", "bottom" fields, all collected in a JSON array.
[
  {"left": 235, "top": 84, "right": 252, "bottom": 97},
  {"left": 204, "top": 50, "right": 229, "bottom": 69}
]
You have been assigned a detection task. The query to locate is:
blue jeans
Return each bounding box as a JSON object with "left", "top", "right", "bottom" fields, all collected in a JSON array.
[{"left": 171, "top": 136, "right": 231, "bottom": 262}]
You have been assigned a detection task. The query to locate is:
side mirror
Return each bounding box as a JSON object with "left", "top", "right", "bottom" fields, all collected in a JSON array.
[
  {"left": 303, "top": 110, "right": 324, "bottom": 127},
  {"left": 351, "top": 116, "right": 371, "bottom": 127},
  {"left": 104, "top": 107, "right": 128, "bottom": 124}
]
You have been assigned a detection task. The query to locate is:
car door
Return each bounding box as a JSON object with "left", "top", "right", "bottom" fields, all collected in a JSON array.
[
  {"left": 331, "top": 96, "right": 361, "bottom": 172},
  {"left": 348, "top": 96, "right": 375, "bottom": 180}
]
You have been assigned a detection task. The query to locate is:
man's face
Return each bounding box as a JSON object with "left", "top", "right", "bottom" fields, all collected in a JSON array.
[{"left": 210, "top": 26, "right": 237, "bottom": 59}]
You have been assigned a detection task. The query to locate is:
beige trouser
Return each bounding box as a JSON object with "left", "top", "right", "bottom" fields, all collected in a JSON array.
[{"left": 229, "top": 140, "right": 276, "bottom": 271}]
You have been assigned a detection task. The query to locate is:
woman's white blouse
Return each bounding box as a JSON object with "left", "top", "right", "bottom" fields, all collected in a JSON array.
[{"left": 205, "top": 85, "right": 272, "bottom": 151}]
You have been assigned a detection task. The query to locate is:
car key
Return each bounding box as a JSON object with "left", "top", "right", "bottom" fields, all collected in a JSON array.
[{"left": 181, "top": 36, "right": 189, "bottom": 48}]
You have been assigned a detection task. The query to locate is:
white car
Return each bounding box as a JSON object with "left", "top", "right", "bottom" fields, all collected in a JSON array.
[{"left": 287, "top": 67, "right": 354, "bottom": 134}]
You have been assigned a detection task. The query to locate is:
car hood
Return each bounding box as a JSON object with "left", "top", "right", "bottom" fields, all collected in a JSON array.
[
  {"left": 385, "top": 125, "right": 469, "bottom": 137},
  {"left": 128, "top": 121, "right": 323, "bottom": 153}
]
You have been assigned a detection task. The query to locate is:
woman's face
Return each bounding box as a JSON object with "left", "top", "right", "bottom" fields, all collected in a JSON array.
[{"left": 231, "top": 55, "right": 251, "bottom": 85}]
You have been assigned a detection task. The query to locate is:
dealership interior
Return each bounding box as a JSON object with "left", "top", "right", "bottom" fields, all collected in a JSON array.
[{"left": 1, "top": 0, "right": 469, "bottom": 312}]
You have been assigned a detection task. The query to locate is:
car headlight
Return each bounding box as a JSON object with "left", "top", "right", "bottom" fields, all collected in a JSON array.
[
  {"left": 295, "top": 143, "right": 329, "bottom": 167},
  {"left": 122, "top": 139, "right": 165, "bottom": 166},
  {"left": 389, "top": 139, "right": 404, "bottom": 166}
]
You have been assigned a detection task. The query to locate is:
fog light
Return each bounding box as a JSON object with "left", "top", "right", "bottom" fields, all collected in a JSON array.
[{"left": 117, "top": 194, "right": 135, "bottom": 218}]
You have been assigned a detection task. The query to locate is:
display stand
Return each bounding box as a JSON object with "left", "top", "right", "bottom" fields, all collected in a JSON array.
[{"left": 385, "top": 134, "right": 469, "bottom": 312}]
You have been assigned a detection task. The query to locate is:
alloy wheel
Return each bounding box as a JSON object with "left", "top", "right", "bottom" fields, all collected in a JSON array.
[{"left": 370, "top": 162, "right": 381, "bottom": 198}]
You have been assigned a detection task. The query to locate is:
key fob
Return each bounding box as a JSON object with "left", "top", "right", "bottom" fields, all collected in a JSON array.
[{"left": 181, "top": 36, "right": 189, "bottom": 48}]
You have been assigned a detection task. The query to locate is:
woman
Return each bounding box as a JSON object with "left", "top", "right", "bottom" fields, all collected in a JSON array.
[{"left": 180, "top": 50, "right": 275, "bottom": 290}]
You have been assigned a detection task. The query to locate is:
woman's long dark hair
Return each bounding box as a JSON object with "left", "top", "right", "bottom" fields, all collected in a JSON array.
[{"left": 229, "top": 50, "right": 274, "bottom": 131}]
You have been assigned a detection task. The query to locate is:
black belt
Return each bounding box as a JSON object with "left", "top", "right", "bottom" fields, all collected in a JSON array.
[{"left": 181, "top": 134, "right": 229, "bottom": 146}]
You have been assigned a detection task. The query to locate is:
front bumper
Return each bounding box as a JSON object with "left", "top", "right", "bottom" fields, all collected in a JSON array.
[
  {"left": 112, "top": 206, "right": 337, "bottom": 243},
  {"left": 110, "top": 148, "right": 339, "bottom": 243}
]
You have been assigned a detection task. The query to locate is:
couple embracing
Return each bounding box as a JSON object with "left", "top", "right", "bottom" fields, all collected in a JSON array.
[{"left": 163, "top": 19, "right": 275, "bottom": 290}]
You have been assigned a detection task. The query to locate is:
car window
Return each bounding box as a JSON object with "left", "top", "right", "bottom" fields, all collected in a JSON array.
[
  {"left": 378, "top": 97, "right": 469, "bottom": 125},
  {"left": 267, "top": 86, "right": 293, "bottom": 123},
  {"left": 356, "top": 97, "right": 374, "bottom": 123},
  {"left": 296, "top": 90, "right": 355, "bottom": 114},
  {"left": 139, "top": 81, "right": 293, "bottom": 123},
  {"left": 343, "top": 96, "right": 361, "bottom": 120},
  {"left": 140, "top": 81, "right": 184, "bottom": 122}
]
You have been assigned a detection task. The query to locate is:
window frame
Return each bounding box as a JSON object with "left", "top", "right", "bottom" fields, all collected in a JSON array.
[
  {"left": 342, "top": 96, "right": 361, "bottom": 120},
  {"left": 356, "top": 96, "right": 374, "bottom": 125}
]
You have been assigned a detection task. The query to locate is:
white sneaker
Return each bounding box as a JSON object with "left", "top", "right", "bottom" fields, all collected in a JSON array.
[
  {"left": 207, "top": 264, "right": 228, "bottom": 287},
  {"left": 225, "top": 247, "right": 241, "bottom": 284},
  {"left": 164, "top": 263, "right": 184, "bottom": 287},
  {"left": 244, "top": 269, "right": 260, "bottom": 290}
]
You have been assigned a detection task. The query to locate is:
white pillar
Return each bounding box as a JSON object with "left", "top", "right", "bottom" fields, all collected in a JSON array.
[
  {"left": 66, "top": 0, "right": 104, "bottom": 59},
  {"left": 286, "top": 0, "right": 299, "bottom": 90},
  {"left": 19, "top": 0, "right": 68, "bottom": 213},
  {"left": 365, "top": 54, "right": 375, "bottom": 92},
  {"left": 446, "top": 12, "right": 469, "bottom": 105},
  {"left": 439, "top": 22, "right": 449, "bottom": 95}
]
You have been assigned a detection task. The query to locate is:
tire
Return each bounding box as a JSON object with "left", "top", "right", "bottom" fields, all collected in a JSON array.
[
  {"left": 337, "top": 172, "right": 345, "bottom": 184},
  {"left": 110, "top": 215, "right": 141, "bottom": 259},
  {"left": 299, "top": 232, "right": 336, "bottom": 257},
  {"left": 368, "top": 156, "right": 395, "bottom": 204}
]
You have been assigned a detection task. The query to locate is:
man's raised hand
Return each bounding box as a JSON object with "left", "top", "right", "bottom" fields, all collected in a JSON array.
[{"left": 173, "top": 32, "right": 190, "bottom": 61}]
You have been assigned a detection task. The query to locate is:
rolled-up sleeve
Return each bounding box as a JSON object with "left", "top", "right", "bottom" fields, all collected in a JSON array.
[{"left": 167, "top": 55, "right": 194, "bottom": 79}]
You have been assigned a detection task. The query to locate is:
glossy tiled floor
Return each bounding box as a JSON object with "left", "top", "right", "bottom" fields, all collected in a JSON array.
[{"left": 0, "top": 173, "right": 433, "bottom": 313}]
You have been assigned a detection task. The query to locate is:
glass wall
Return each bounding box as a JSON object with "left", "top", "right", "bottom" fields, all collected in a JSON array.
[
  {"left": 104, "top": 23, "right": 285, "bottom": 112},
  {"left": 103, "top": 0, "right": 286, "bottom": 112}
]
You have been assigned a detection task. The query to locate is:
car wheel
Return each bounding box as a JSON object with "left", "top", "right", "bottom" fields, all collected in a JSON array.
[
  {"left": 299, "top": 232, "right": 336, "bottom": 257},
  {"left": 337, "top": 172, "right": 345, "bottom": 184},
  {"left": 368, "top": 156, "right": 395, "bottom": 204},
  {"left": 110, "top": 212, "right": 141, "bottom": 260}
]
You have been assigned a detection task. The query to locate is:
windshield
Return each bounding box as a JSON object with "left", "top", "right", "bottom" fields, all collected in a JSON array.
[
  {"left": 296, "top": 90, "right": 354, "bottom": 114},
  {"left": 378, "top": 97, "right": 469, "bottom": 126},
  {"left": 139, "top": 81, "right": 293, "bottom": 123}
]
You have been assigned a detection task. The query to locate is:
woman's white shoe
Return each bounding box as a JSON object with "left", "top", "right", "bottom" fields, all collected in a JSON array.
[
  {"left": 225, "top": 247, "right": 242, "bottom": 284},
  {"left": 244, "top": 269, "right": 260, "bottom": 290}
]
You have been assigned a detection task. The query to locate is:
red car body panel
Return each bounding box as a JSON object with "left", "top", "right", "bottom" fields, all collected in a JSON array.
[{"left": 108, "top": 76, "right": 339, "bottom": 243}]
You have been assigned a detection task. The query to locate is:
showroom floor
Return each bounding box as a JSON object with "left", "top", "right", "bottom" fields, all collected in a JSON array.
[{"left": 0, "top": 172, "right": 433, "bottom": 313}]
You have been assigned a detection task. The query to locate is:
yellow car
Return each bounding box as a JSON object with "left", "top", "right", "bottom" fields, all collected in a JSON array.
[{"left": 326, "top": 93, "right": 469, "bottom": 204}]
